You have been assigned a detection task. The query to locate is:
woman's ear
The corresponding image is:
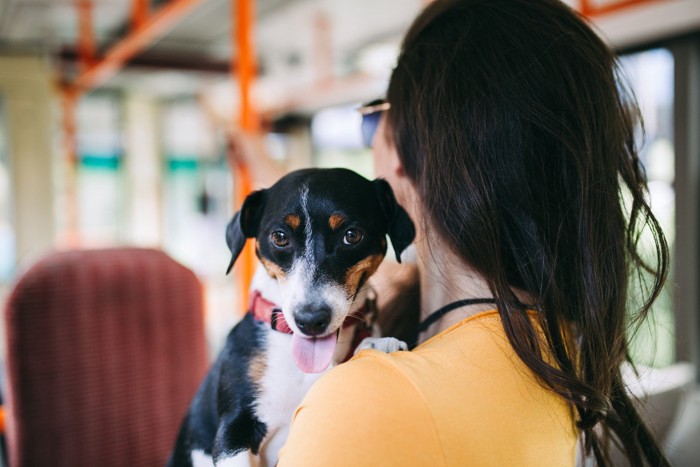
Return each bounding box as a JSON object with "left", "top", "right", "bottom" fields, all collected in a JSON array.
[
  {"left": 225, "top": 189, "right": 267, "bottom": 274},
  {"left": 372, "top": 179, "right": 416, "bottom": 263},
  {"left": 373, "top": 116, "right": 406, "bottom": 181}
]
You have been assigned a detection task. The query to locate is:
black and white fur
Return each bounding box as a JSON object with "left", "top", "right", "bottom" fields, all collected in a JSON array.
[{"left": 169, "top": 168, "right": 414, "bottom": 467}]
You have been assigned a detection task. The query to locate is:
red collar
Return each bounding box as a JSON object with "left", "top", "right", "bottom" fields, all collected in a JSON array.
[
  {"left": 248, "top": 290, "right": 376, "bottom": 363},
  {"left": 248, "top": 290, "right": 293, "bottom": 333}
]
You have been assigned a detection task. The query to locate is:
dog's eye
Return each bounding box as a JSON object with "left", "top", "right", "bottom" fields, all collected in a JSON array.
[
  {"left": 270, "top": 231, "right": 289, "bottom": 247},
  {"left": 343, "top": 229, "right": 363, "bottom": 246}
]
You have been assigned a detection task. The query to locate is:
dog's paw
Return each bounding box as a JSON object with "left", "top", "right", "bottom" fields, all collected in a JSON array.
[{"left": 355, "top": 337, "right": 408, "bottom": 355}]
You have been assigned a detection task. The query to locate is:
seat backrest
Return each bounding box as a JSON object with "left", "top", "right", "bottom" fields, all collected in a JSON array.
[{"left": 3, "top": 248, "right": 208, "bottom": 467}]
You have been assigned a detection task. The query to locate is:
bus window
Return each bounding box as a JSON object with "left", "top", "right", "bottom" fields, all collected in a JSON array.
[
  {"left": 312, "top": 104, "right": 374, "bottom": 179},
  {"left": 161, "top": 98, "right": 231, "bottom": 278},
  {"left": 76, "top": 93, "right": 125, "bottom": 245},
  {"left": 619, "top": 48, "right": 675, "bottom": 368},
  {"left": 0, "top": 97, "right": 14, "bottom": 282}
]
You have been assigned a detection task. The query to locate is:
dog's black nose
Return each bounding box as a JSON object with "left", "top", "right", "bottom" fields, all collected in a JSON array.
[{"left": 295, "top": 306, "right": 331, "bottom": 336}]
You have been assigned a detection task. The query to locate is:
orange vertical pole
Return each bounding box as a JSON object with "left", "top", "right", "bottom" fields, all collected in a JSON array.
[
  {"left": 236, "top": 0, "right": 257, "bottom": 131},
  {"left": 69, "top": 1, "right": 92, "bottom": 247},
  {"left": 234, "top": 0, "right": 257, "bottom": 313},
  {"left": 62, "top": 86, "right": 81, "bottom": 247},
  {"left": 62, "top": 88, "right": 79, "bottom": 170}
]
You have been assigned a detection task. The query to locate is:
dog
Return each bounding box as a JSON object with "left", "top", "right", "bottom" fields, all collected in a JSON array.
[{"left": 169, "top": 168, "right": 415, "bottom": 467}]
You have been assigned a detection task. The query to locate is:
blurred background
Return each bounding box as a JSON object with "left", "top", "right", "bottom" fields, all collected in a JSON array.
[{"left": 0, "top": 0, "right": 699, "bottom": 465}]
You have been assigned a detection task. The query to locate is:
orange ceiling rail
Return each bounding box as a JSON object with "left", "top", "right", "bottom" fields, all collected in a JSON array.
[
  {"left": 580, "top": 0, "right": 663, "bottom": 16},
  {"left": 71, "top": 0, "right": 206, "bottom": 91},
  {"left": 77, "top": 1, "right": 96, "bottom": 72},
  {"left": 131, "top": 0, "right": 150, "bottom": 31}
]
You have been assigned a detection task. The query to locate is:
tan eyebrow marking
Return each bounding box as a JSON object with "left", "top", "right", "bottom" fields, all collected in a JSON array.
[
  {"left": 328, "top": 214, "right": 346, "bottom": 230},
  {"left": 284, "top": 214, "right": 301, "bottom": 230}
]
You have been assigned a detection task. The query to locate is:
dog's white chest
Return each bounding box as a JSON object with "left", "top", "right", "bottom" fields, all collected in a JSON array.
[{"left": 253, "top": 329, "right": 325, "bottom": 465}]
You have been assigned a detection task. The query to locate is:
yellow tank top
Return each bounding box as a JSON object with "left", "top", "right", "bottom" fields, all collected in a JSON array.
[{"left": 278, "top": 310, "right": 578, "bottom": 466}]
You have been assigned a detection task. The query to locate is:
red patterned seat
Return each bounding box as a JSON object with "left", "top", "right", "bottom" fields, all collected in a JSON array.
[{"left": 3, "top": 248, "right": 208, "bottom": 467}]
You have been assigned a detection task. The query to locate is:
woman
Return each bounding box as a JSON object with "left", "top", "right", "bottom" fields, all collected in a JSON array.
[{"left": 278, "top": 0, "right": 670, "bottom": 465}]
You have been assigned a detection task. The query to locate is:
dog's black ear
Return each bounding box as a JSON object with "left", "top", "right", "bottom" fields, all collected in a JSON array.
[
  {"left": 226, "top": 189, "right": 266, "bottom": 274},
  {"left": 373, "top": 179, "right": 415, "bottom": 263}
]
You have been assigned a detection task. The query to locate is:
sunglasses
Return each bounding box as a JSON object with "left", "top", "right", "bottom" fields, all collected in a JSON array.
[{"left": 358, "top": 99, "right": 391, "bottom": 148}]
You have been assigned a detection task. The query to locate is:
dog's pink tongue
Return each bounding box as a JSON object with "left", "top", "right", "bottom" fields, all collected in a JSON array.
[{"left": 292, "top": 333, "right": 337, "bottom": 373}]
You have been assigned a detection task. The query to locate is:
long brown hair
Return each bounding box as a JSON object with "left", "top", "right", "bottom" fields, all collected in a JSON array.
[{"left": 387, "top": 0, "right": 670, "bottom": 465}]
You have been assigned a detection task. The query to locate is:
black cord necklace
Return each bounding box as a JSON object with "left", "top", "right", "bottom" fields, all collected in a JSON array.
[{"left": 417, "top": 298, "right": 497, "bottom": 334}]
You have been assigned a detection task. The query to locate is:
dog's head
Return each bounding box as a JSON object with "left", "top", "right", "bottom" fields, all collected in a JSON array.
[{"left": 225, "top": 168, "right": 414, "bottom": 370}]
